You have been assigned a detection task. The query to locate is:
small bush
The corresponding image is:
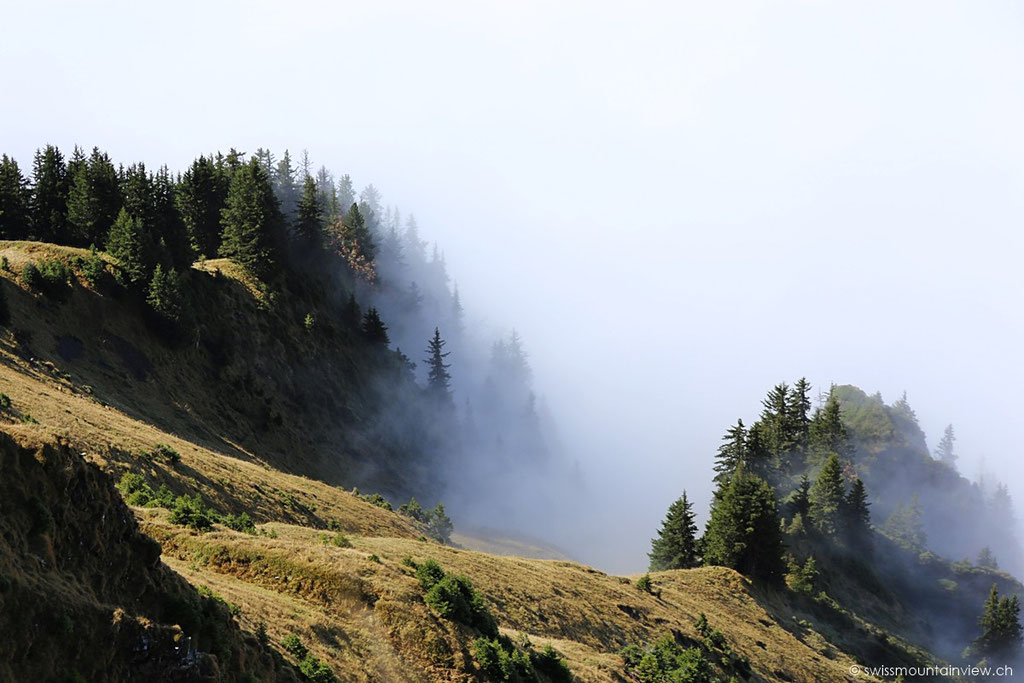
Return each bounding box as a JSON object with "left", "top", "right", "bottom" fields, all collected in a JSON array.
[
  {"left": 21, "top": 262, "right": 42, "bottom": 290},
  {"left": 168, "top": 494, "right": 215, "bottom": 532},
  {"left": 1, "top": 256, "right": 8, "bottom": 271},
  {"left": 425, "top": 575, "right": 498, "bottom": 637},
  {"left": 222, "top": 511, "right": 256, "bottom": 534},
  {"left": 358, "top": 492, "right": 393, "bottom": 511},
  {"left": 636, "top": 574, "right": 652, "bottom": 593},
  {"left": 401, "top": 556, "right": 417, "bottom": 568},
  {"left": 426, "top": 503, "right": 453, "bottom": 544},
  {"left": 398, "top": 497, "right": 424, "bottom": 521},
  {"left": 368, "top": 554, "right": 381, "bottom": 563},
  {"left": 83, "top": 245, "right": 105, "bottom": 287},
  {"left": 281, "top": 634, "right": 308, "bottom": 660},
  {"left": 327, "top": 519, "right": 342, "bottom": 531},
  {"left": 0, "top": 393, "right": 11, "bottom": 411},
  {"left": 532, "top": 644, "right": 573, "bottom": 682},
  {"left": 153, "top": 443, "right": 181, "bottom": 465},
  {"left": 255, "top": 621, "right": 269, "bottom": 647},
  {"left": 299, "top": 654, "right": 335, "bottom": 683},
  {"left": 415, "top": 559, "right": 446, "bottom": 590}
]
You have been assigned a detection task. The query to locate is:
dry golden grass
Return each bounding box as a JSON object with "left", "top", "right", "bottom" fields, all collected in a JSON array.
[{"left": 0, "top": 240, "right": 884, "bottom": 682}]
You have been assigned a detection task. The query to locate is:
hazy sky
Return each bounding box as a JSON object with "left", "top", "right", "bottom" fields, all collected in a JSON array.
[{"left": 3, "top": 1, "right": 1024, "bottom": 571}]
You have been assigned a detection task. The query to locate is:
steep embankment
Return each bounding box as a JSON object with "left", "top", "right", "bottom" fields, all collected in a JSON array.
[{"left": 0, "top": 427, "right": 296, "bottom": 682}]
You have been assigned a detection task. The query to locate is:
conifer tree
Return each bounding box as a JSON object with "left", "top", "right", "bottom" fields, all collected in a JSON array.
[
  {"left": 977, "top": 546, "right": 999, "bottom": 570},
  {"left": 341, "top": 203, "right": 376, "bottom": 258},
  {"left": 337, "top": 174, "right": 355, "bottom": 210},
  {"left": 151, "top": 166, "right": 193, "bottom": 269},
  {"left": 810, "top": 388, "right": 853, "bottom": 460},
  {"left": 219, "top": 158, "right": 284, "bottom": 283},
  {"left": 66, "top": 147, "right": 121, "bottom": 247},
  {"left": 0, "top": 154, "right": 31, "bottom": 239},
  {"left": 30, "top": 144, "right": 68, "bottom": 242},
  {"left": 342, "top": 293, "right": 361, "bottom": 329},
  {"left": 425, "top": 327, "right": 452, "bottom": 403},
  {"left": 713, "top": 419, "right": 746, "bottom": 485},
  {"left": 274, "top": 150, "right": 299, "bottom": 218},
  {"left": 973, "top": 584, "right": 1023, "bottom": 662},
  {"left": 361, "top": 307, "right": 389, "bottom": 345},
  {"left": 935, "top": 424, "right": 957, "bottom": 466},
  {"left": 810, "top": 453, "right": 845, "bottom": 535},
  {"left": 790, "top": 474, "right": 811, "bottom": 519},
  {"left": 147, "top": 264, "right": 183, "bottom": 322},
  {"left": 178, "top": 155, "right": 228, "bottom": 258},
  {"left": 882, "top": 493, "right": 927, "bottom": 550},
  {"left": 648, "top": 491, "right": 700, "bottom": 571},
  {"left": 892, "top": 391, "right": 918, "bottom": 425},
  {"left": 788, "top": 378, "right": 812, "bottom": 448},
  {"left": 106, "top": 208, "right": 153, "bottom": 287},
  {"left": 703, "top": 467, "right": 786, "bottom": 583},
  {"left": 294, "top": 175, "right": 323, "bottom": 246},
  {"left": 843, "top": 477, "right": 872, "bottom": 550}
]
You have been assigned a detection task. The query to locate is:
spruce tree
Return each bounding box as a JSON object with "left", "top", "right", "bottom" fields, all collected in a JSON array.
[
  {"left": 341, "top": 203, "right": 375, "bottom": 258},
  {"left": 713, "top": 419, "right": 746, "bottom": 485},
  {"left": 788, "top": 378, "right": 812, "bottom": 448},
  {"left": 935, "top": 424, "right": 957, "bottom": 466},
  {"left": 843, "top": 477, "right": 872, "bottom": 550},
  {"left": 977, "top": 546, "right": 999, "bottom": 570},
  {"left": 425, "top": 327, "right": 452, "bottom": 403},
  {"left": 30, "top": 144, "right": 68, "bottom": 242},
  {"left": 294, "top": 175, "right": 324, "bottom": 246},
  {"left": 810, "top": 389, "right": 853, "bottom": 460},
  {"left": 0, "top": 155, "right": 31, "bottom": 239},
  {"left": 809, "top": 453, "right": 845, "bottom": 535},
  {"left": 974, "top": 584, "right": 1023, "bottom": 662},
  {"left": 177, "top": 155, "right": 227, "bottom": 258},
  {"left": 66, "top": 147, "right": 121, "bottom": 247},
  {"left": 151, "top": 166, "right": 193, "bottom": 269},
  {"left": 648, "top": 491, "right": 700, "bottom": 571},
  {"left": 790, "top": 474, "right": 811, "bottom": 519},
  {"left": 361, "top": 307, "right": 389, "bottom": 345},
  {"left": 703, "top": 467, "right": 786, "bottom": 583},
  {"left": 274, "top": 150, "right": 298, "bottom": 219},
  {"left": 106, "top": 208, "right": 153, "bottom": 287},
  {"left": 219, "top": 158, "right": 284, "bottom": 283},
  {"left": 147, "top": 264, "right": 183, "bottom": 322}
]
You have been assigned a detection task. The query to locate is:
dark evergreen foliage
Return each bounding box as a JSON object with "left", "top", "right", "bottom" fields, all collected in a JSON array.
[
  {"left": 649, "top": 491, "right": 700, "bottom": 571},
  {"left": 219, "top": 158, "right": 284, "bottom": 283},
  {"left": 0, "top": 154, "right": 31, "bottom": 239}
]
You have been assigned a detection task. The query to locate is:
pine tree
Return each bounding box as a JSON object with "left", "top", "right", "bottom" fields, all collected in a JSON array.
[
  {"left": 713, "top": 419, "right": 746, "bottom": 485},
  {"left": 219, "top": 158, "right": 284, "bottom": 283},
  {"left": 120, "top": 162, "right": 153, "bottom": 226},
  {"left": 106, "top": 208, "right": 153, "bottom": 287},
  {"left": 935, "top": 424, "right": 957, "bottom": 466},
  {"left": 892, "top": 391, "right": 918, "bottom": 425},
  {"left": 294, "top": 175, "right": 323, "bottom": 246},
  {"left": 361, "top": 307, "right": 389, "bottom": 345},
  {"left": 425, "top": 327, "right": 452, "bottom": 403},
  {"left": 973, "top": 584, "right": 1023, "bottom": 662},
  {"left": 882, "top": 493, "right": 927, "bottom": 550},
  {"left": 178, "top": 155, "right": 228, "bottom": 258},
  {"left": 151, "top": 166, "right": 193, "bottom": 269},
  {"left": 648, "top": 491, "right": 700, "bottom": 571},
  {"left": 341, "top": 293, "right": 361, "bottom": 329},
  {"left": 0, "top": 154, "right": 31, "bottom": 239},
  {"left": 788, "top": 378, "right": 812, "bottom": 448},
  {"left": 809, "top": 453, "right": 845, "bottom": 535},
  {"left": 147, "top": 264, "right": 183, "bottom": 322},
  {"left": 314, "top": 166, "right": 338, "bottom": 222},
  {"left": 703, "top": 466, "right": 786, "bottom": 583},
  {"left": 30, "top": 144, "right": 68, "bottom": 242}
]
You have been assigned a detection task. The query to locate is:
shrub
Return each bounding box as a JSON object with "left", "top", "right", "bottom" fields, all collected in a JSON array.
[
  {"left": 636, "top": 574, "right": 653, "bottom": 593},
  {"left": 368, "top": 554, "right": 380, "bottom": 563},
  {"left": 1, "top": 256, "right": 8, "bottom": 271},
  {"left": 0, "top": 393, "right": 11, "bottom": 411},
  {"left": 37, "top": 258, "right": 71, "bottom": 298},
  {"left": 299, "top": 654, "right": 335, "bottom": 683},
  {"left": 415, "top": 559, "right": 446, "bottom": 590},
  {"left": 281, "top": 634, "right": 308, "bottom": 660},
  {"left": 621, "top": 634, "right": 713, "bottom": 683},
  {"left": 358, "top": 492, "right": 393, "bottom": 511},
  {"left": 327, "top": 519, "right": 342, "bottom": 531},
  {"left": 83, "top": 245, "right": 105, "bottom": 287},
  {"left": 473, "top": 637, "right": 536, "bottom": 682},
  {"left": 153, "top": 443, "right": 181, "bottom": 465},
  {"left": 168, "top": 494, "right": 215, "bottom": 532},
  {"left": 425, "top": 575, "right": 497, "bottom": 637},
  {"left": 222, "top": 512, "right": 256, "bottom": 534},
  {"left": 255, "top": 621, "right": 269, "bottom": 647},
  {"left": 21, "top": 262, "right": 42, "bottom": 290},
  {"left": 531, "top": 644, "right": 573, "bottom": 682},
  {"left": 319, "top": 531, "right": 351, "bottom": 548}
]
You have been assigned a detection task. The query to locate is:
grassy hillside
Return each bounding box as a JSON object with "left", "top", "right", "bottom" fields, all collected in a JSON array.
[{"left": 0, "top": 241, "right": 989, "bottom": 682}]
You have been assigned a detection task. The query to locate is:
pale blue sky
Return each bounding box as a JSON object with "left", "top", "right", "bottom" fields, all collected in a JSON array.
[{"left": 3, "top": 1, "right": 1024, "bottom": 570}]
